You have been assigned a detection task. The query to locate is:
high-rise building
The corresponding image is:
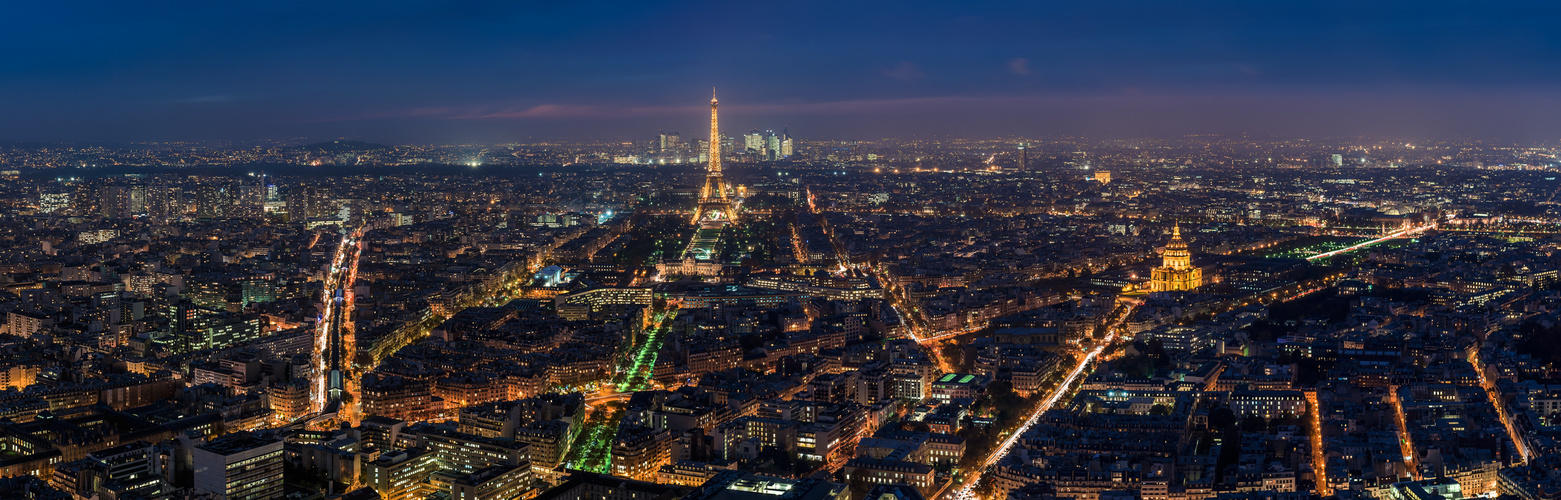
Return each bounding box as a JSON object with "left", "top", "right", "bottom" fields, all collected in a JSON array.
[
  {"left": 1018, "top": 143, "right": 1028, "bottom": 171},
  {"left": 693, "top": 139, "right": 708, "bottom": 163},
  {"left": 658, "top": 131, "right": 681, "bottom": 152},
  {"left": 192, "top": 431, "right": 284, "bottom": 500},
  {"left": 230, "top": 184, "right": 265, "bottom": 220},
  {"left": 1150, "top": 224, "right": 1202, "bottom": 292},
  {"left": 766, "top": 130, "right": 781, "bottom": 160},
  {"left": 146, "top": 185, "right": 179, "bottom": 223},
  {"left": 744, "top": 130, "right": 764, "bottom": 156},
  {"left": 1332, "top": 154, "right": 1344, "bottom": 167},
  {"left": 287, "top": 187, "right": 313, "bottom": 222},
  {"left": 72, "top": 182, "right": 101, "bottom": 217},
  {"left": 128, "top": 184, "right": 147, "bottom": 215},
  {"left": 287, "top": 186, "right": 331, "bottom": 222},
  {"left": 195, "top": 184, "right": 231, "bottom": 219},
  {"left": 38, "top": 191, "right": 71, "bottom": 214},
  {"left": 100, "top": 184, "right": 130, "bottom": 219}
]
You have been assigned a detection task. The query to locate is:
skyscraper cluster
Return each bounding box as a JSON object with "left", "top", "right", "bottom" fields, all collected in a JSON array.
[
  {"left": 743, "top": 129, "right": 793, "bottom": 160},
  {"left": 657, "top": 131, "right": 681, "bottom": 152}
]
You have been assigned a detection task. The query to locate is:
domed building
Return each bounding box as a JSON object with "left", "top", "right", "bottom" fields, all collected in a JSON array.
[{"left": 1151, "top": 224, "right": 1202, "bottom": 292}]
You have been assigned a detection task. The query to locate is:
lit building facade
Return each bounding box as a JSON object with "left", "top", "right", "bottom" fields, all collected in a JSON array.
[
  {"left": 1150, "top": 224, "right": 1202, "bottom": 292},
  {"left": 192, "top": 432, "right": 284, "bottom": 500}
]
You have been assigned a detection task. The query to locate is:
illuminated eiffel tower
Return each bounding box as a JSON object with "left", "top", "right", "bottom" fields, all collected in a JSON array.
[{"left": 694, "top": 89, "right": 734, "bottom": 226}]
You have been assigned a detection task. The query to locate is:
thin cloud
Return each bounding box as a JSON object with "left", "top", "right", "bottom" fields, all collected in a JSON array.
[
  {"left": 1009, "top": 58, "right": 1030, "bottom": 75},
  {"left": 462, "top": 104, "right": 700, "bottom": 120},
  {"left": 170, "top": 95, "right": 238, "bottom": 104},
  {"left": 320, "top": 90, "right": 1561, "bottom": 126},
  {"left": 463, "top": 104, "right": 600, "bottom": 119},
  {"left": 322, "top": 96, "right": 1059, "bottom": 122},
  {"left": 370, "top": 96, "right": 1031, "bottom": 121},
  {"left": 310, "top": 106, "right": 460, "bottom": 122},
  {"left": 882, "top": 61, "right": 923, "bottom": 80}
]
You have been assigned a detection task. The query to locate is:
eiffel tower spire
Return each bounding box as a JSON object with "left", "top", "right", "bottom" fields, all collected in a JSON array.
[{"left": 696, "top": 89, "right": 734, "bottom": 225}]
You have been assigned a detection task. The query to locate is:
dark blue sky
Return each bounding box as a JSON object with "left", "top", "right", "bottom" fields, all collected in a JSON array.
[{"left": 4, "top": 1, "right": 1559, "bottom": 143}]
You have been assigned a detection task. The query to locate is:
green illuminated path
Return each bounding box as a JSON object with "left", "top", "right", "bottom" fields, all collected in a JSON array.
[
  {"left": 565, "top": 305, "right": 678, "bottom": 474},
  {"left": 613, "top": 307, "right": 677, "bottom": 390},
  {"left": 564, "top": 406, "right": 624, "bottom": 473}
]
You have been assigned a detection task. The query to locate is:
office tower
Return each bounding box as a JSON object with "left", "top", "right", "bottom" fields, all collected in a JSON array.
[
  {"left": 192, "top": 432, "right": 283, "bottom": 500},
  {"left": 744, "top": 130, "right": 764, "bottom": 155},
  {"left": 658, "top": 131, "right": 680, "bottom": 152},
  {"left": 38, "top": 191, "right": 71, "bottom": 214},
  {"left": 780, "top": 128, "right": 794, "bottom": 158},
  {"left": 766, "top": 130, "right": 780, "bottom": 160},
  {"left": 1019, "top": 143, "right": 1028, "bottom": 171},
  {"left": 1332, "top": 153, "right": 1344, "bottom": 167}
]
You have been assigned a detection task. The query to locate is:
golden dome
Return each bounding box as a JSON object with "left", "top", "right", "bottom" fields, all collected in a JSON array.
[
  {"left": 1161, "top": 223, "right": 1191, "bottom": 269},
  {"left": 1152, "top": 222, "right": 1201, "bottom": 291},
  {"left": 1164, "top": 224, "right": 1189, "bottom": 252},
  {"left": 1167, "top": 225, "right": 1186, "bottom": 253}
]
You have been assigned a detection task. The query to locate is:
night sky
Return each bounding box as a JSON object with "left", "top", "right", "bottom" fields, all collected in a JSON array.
[{"left": 4, "top": 1, "right": 1560, "bottom": 143}]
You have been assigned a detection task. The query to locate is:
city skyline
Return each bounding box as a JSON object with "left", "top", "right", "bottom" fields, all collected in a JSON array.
[
  {"left": 5, "top": 3, "right": 1561, "bottom": 500},
  {"left": 6, "top": 144, "right": 1557, "bottom": 500}
]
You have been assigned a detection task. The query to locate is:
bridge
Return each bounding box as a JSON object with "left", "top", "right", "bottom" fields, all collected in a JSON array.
[{"left": 1305, "top": 223, "right": 1434, "bottom": 261}]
